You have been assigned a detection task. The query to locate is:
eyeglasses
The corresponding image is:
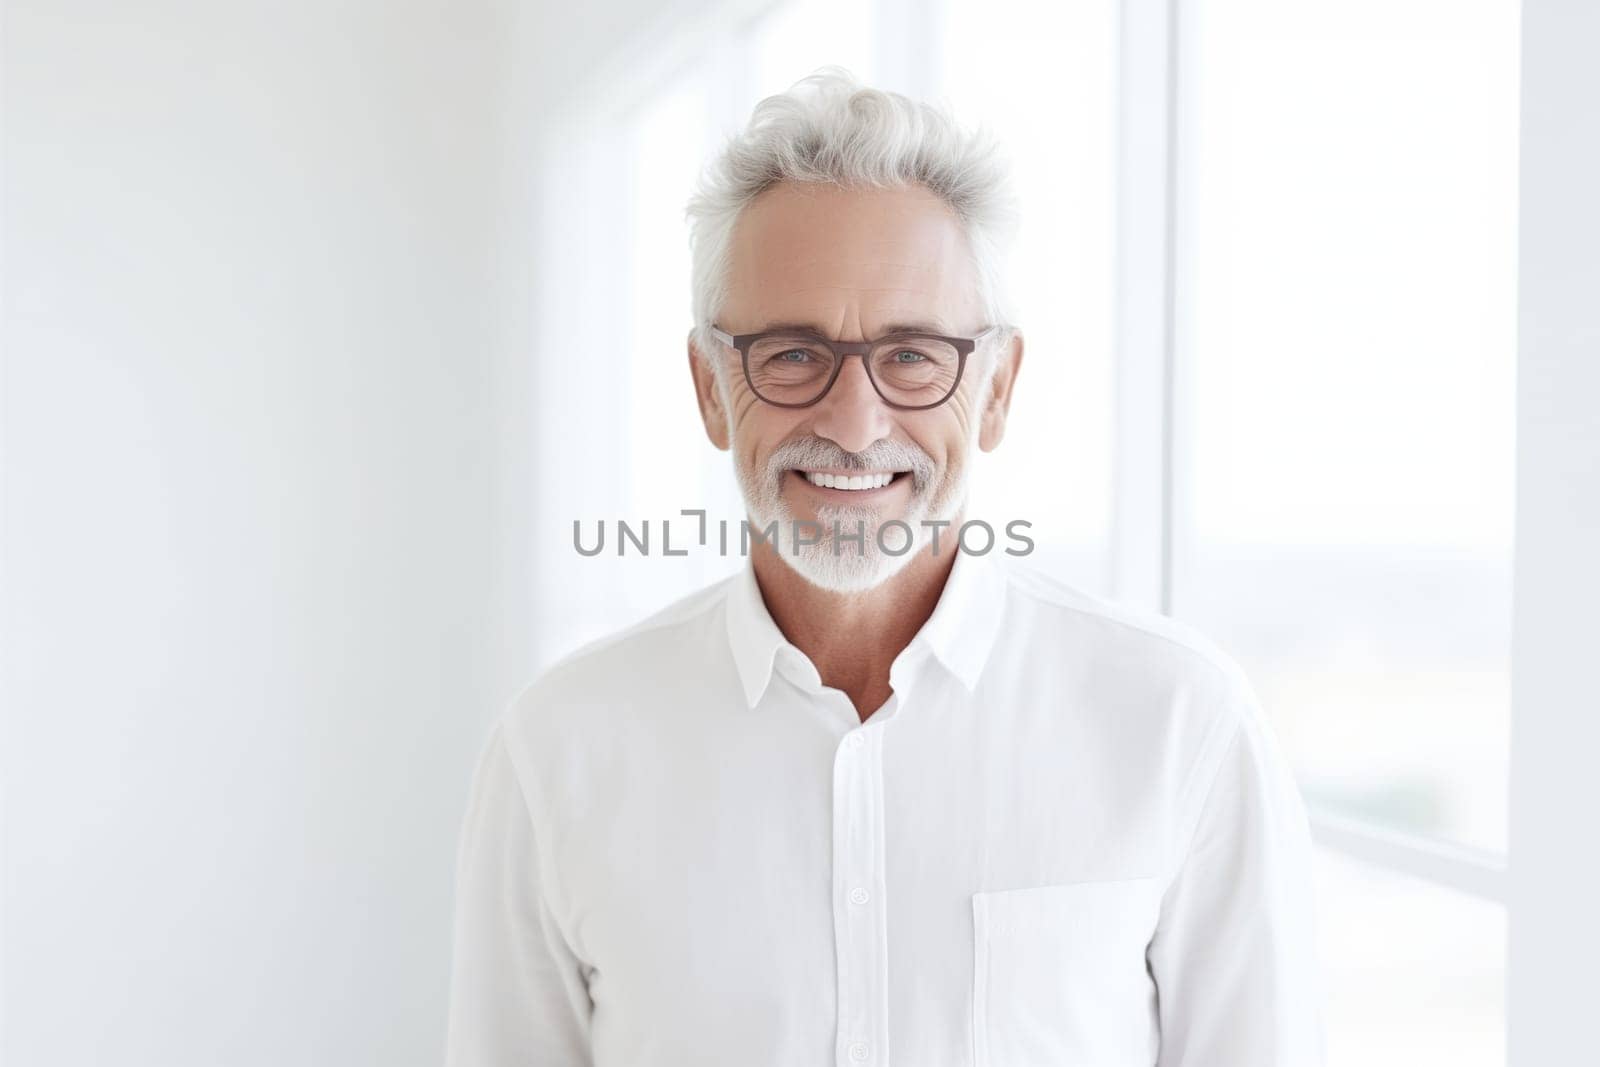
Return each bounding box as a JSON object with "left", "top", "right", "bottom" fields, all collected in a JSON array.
[{"left": 708, "top": 322, "right": 1005, "bottom": 411}]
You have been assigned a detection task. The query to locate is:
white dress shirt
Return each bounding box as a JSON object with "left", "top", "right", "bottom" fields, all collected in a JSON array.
[{"left": 445, "top": 550, "right": 1326, "bottom": 1066}]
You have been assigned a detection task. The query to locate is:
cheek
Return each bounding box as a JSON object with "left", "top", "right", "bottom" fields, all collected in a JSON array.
[
  {"left": 730, "top": 407, "right": 805, "bottom": 473},
  {"left": 722, "top": 377, "right": 764, "bottom": 433},
  {"left": 904, "top": 406, "right": 977, "bottom": 474},
  {"left": 945, "top": 390, "right": 983, "bottom": 439}
]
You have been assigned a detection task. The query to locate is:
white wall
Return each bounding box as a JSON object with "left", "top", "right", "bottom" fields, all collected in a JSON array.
[
  {"left": 4, "top": 0, "right": 754, "bottom": 1059},
  {"left": 2, "top": 2, "right": 533, "bottom": 1063},
  {"left": 1507, "top": 0, "right": 1600, "bottom": 1062}
]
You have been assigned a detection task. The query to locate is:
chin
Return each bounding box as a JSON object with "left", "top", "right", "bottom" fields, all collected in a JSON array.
[{"left": 778, "top": 541, "right": 919, "bottom": 593}]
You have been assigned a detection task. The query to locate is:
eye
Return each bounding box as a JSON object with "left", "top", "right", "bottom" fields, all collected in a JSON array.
[
  {"left": 776, "top": 349, "right": 814, "bottom": 363},
  {"left": 892, "top": 349, "right": 928, "bottom": 363}
]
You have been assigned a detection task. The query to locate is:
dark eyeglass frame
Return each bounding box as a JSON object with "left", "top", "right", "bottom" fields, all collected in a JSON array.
[{"left": 707, "top": 322, "right": 1006, "bottom": 411}]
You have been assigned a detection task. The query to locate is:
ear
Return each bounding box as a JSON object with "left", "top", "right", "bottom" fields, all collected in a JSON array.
[
  {"left": 978, "top": 328, "right": 1024, "bottom": 452},
  {"left": 688, "top": 329, "right": 732, "bottom": 451}
]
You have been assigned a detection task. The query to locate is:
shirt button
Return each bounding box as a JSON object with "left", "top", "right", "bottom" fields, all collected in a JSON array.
[
  {"left": 849, "top": 886, "right": 870, "bottom": 905},
  {"left": 848, "top": 1042, "right": 870, "bottom": 1061},
  {"left": 848, "top": 732, "right": 866, "bottom": 749}
]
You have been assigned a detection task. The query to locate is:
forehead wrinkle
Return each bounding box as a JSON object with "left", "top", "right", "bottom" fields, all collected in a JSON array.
[
  {"left": 778, "top": 256, "right": 943, "bottom": 273},
  {"left": 778, "top": 284, "right": 945, "bottom": 295}
]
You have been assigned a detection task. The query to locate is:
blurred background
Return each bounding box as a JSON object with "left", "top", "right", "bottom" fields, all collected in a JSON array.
[{"left": 5, "top": 0, "right": 1596, "bottom": 1065}]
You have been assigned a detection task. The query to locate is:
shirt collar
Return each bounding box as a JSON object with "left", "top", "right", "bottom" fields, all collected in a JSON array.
[
  {"left": 723, "top": 549, "right": 1008, "bottom": 709},
  {"left": 913, "top": 547, "right": 1007, "bottom": 692},
  {"left": 725, "top": 559, "right": 791, "bottom": 708}
]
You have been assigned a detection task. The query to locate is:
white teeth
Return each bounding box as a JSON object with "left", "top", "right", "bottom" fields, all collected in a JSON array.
[{"left": 803, "top": 471, "right": 896, "bottom": 490}]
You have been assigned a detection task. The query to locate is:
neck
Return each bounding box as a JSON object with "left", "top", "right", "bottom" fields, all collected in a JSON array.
[{"left": 749, "top": 521, "right": 960, "bottom": 723}]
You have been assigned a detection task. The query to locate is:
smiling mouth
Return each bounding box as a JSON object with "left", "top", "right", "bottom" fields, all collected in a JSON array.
[{"left": 790, "top": 469, "right": 912, "bottom": 491}]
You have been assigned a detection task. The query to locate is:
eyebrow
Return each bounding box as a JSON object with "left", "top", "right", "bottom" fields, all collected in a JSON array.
[{"left": 755, "top": 319, "right": 953, "bottom": 337}]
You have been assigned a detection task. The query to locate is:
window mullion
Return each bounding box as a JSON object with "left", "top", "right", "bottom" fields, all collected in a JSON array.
[{"left": 1113, "top": 0, "right": 1177, "bottom": 614}]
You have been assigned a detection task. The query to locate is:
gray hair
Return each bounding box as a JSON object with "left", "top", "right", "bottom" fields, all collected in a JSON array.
[{"left": 684, "top": 66, "right": 1022, "bottom": 358}]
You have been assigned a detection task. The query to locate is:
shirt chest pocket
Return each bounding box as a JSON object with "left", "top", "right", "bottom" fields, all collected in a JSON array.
[{"left": 971, "top": 877, "right": 1164, "bottom": 1067}]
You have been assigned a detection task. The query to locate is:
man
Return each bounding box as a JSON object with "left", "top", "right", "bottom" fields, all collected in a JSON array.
[{"left": 446, "top": 68, "right": 1325, "bottom": 1066}]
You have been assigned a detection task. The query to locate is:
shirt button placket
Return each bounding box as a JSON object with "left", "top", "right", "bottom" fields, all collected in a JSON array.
[{"left": 833, "top": 721, "right": 889, "bottom": 1066}]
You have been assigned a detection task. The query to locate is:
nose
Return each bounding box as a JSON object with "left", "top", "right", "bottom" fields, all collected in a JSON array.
[{"left": 809, "top": 355, "right": 895, "bottom": 455}]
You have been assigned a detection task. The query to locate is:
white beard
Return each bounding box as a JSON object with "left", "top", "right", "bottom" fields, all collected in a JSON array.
[{"left": 734, "top": 434, "right": 973, "bottom": 594}]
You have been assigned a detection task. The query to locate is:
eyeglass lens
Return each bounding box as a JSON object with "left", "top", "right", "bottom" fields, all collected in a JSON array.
[{"left": 745, "top": 334, "right": 961, "bottom": 407}]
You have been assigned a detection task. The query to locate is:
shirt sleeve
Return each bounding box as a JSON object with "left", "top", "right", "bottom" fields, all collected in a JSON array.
[
  {"left": 445, "top": 718, "right": 593, "bottom": 1066},
  {"left": 1146, "top": 670, "right": 1328, "bottom": 1067}
]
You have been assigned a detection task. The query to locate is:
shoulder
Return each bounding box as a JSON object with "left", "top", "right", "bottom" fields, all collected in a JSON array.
[
  {"left": 992, "top": 561, "right": 1299, "bottom": 872},
  {"left": 993, "top": 557, "right": 1268, "bottom": 773},
  {"left": 996, "top": 558, "right": 1256, "bottom": 699},
  {"left": 497, "top": 574, "right": 739, "bottom": 754}
]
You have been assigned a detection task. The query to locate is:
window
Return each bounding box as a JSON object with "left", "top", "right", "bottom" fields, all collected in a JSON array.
[
  {"left": 940, "top": 0, "right": 1121, "bottom": 595},
  {"left": 1172, "top": 0, "right": 1520, "bottom": 855},
  {"left": 1169, "top": 0, "right": 1519, "bottom": 1058},
  {"left": 621, "top": 70, "right": 737, "bottom": 622}
]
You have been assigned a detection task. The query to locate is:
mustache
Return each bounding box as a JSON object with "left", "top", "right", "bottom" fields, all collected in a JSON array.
[{"left": 764, "top": 437, "right": 937, "bottom": 494}]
